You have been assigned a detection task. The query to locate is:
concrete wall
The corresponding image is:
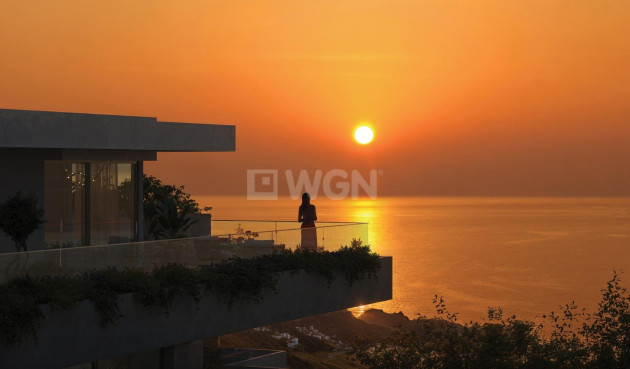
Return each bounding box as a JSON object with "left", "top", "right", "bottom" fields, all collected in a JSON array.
[
  {"left": 59, "top": 149, "right": 157, "bottom": 161},
  {"left": 0, "top": 108, "right": 236, "bottom": 251},
  {"left": 0, "top": 257, "right": 392, "bottom": 369},
  {"left": 188, "top": 213, "right": 212, "bottom": 237},
  {"left": 223, "top": 349, "right": 287, "bottom": 368},
  {"left": 154, "top": 121, "right": 235, "bottom": 152},
  {"left": 162, "top": 340, "right": 204, "bottom": 369}
]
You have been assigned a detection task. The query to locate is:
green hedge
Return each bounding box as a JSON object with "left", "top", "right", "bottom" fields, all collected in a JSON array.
[{"left": 0, "top": 244, "right": 380, "bottom": 347}]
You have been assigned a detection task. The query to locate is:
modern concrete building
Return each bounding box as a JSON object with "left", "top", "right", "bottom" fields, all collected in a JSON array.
[
  {"left": 0, "top": 108, "right": 234, "bottom": 252},
  {"left": 0, "top": 109, "right": 392, "bottom": 369}
]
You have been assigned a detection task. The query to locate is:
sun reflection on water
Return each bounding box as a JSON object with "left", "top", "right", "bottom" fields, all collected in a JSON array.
[{"left": 199, "top": 196, "right": 630, "bottom": 323}]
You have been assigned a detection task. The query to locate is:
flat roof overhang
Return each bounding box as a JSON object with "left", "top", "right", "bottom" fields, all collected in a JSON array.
[{"left": 0, "top": 109, "right": 235, "bottom": 152}]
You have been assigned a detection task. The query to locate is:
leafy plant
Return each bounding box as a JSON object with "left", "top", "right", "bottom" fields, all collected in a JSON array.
[
  {"left": 45, "top": 241, "right": 75, "bottom": 249},
  {"left": 153, "top": 196, "right": 197, "bottom": 239},
  {"left": 0, "top": 192, "right": 45, "bottom": 252},
  {"left": 138, "top": 174, "right": 209, "bottom": 240},
  {"left": 0, "top": 244, "right": 381, "bottom": 346},
  {"left": 583, "top": 271, "right": 630, "bottom": 368},
  {"left": 351, "top": 271, "right": 630, "bottom": 369},
  {"left": 232, "top": 223, "right": 259, "bottom": 243}
]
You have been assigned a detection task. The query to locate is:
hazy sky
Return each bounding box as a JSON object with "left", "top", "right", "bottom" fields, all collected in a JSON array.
[{"left": 2, "top": 0, "right": 629, "bottom": 196}]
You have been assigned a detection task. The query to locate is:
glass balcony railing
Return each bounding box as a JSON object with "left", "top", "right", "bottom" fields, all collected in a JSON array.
[
  {"left": 0, "top": 221, "right": 368, "bottom": 283},
  {"left": 211, "top": 220, "right": 368, "bottom": 251}
]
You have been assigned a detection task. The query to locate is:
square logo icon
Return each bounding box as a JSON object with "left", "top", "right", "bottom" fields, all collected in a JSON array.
[{"left": 247, "top": 169, "right": 278, "bottom": 200}]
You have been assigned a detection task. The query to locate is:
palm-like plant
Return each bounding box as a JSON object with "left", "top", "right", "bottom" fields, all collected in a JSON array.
[
  {"left": 153, "top": 197, "right": 197, "bottom": 239},
  {"left": 139, "top": 174, "right": 208, "bottom": 240}
]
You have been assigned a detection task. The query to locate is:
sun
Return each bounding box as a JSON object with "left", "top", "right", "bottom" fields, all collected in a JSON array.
[{"left": 354, "top": 125, "right": 374, "bottom": 145}]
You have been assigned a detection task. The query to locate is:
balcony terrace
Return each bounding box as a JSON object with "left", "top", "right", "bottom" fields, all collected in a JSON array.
[{"left": 0, "top": 220, "right": 392, "bottom": 369}]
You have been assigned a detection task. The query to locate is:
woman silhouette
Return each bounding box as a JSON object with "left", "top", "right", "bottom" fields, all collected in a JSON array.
[{"left": 298, "top": 192, "right": 318, "bottom": 251}]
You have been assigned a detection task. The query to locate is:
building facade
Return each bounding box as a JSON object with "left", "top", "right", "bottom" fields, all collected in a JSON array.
[
  {"left": 0, "top": 109, "right": 392, "bottom": 369},
  {"left": 0, "top": 109, "right": 235, "bottom": 252}
]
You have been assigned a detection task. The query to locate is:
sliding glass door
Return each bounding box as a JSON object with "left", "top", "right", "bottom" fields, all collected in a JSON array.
[
  {"left": 45, "top": 161, "right": 137, "bottom": 248},
  {"left": 90, "top": 162, "right": 135, "bottom": 246},
  {"left": 44, "top": 163, "right": 86, "bottom": 248}
]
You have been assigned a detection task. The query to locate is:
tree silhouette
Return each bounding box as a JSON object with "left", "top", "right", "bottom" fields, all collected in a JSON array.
[{"left": 0, "top": 192, "right": 45, "bottom": 252}]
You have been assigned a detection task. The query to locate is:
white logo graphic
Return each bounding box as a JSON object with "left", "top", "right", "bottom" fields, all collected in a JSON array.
[
  {"left": 247, "top": 169, "right": 378, "bottom": 200},
  {"left": 246, "top": 169, "right": 279, "bottom": 200}
]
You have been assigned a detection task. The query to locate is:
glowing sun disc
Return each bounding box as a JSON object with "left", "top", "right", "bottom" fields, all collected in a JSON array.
[{"left": 354, "top": 126, "right": 374, "bottom": 144}]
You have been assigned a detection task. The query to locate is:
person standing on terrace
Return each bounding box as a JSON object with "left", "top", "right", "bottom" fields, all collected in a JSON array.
[{"left": 298, "top": 192, "right": 317, "bottom": 251}]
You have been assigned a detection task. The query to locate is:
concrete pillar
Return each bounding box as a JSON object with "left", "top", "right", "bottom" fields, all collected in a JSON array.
[
  {"left": 135, "top": 161, "right": 143, "bottom": 242},
  {"left": 161, "top": 340, "right": 203, "bottom": 369}
]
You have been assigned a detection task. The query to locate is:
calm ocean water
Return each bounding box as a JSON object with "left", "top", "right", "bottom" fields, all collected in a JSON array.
[{"left": 198, "top": 196, "right": 630, "bottom": 322}]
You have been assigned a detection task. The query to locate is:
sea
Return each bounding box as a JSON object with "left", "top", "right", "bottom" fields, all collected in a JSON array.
[{"left": 197, "top": 196, "right": 630, "bottom": 323}]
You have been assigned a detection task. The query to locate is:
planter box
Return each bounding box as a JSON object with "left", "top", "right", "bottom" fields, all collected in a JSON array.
[{"left": 0, "top": 257, "right": 392, "bottom": 369}]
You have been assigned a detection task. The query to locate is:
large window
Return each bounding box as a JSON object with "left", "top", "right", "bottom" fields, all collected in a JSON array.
[
  {"left": 45, "top": 161, "right": 137, "bottom": 247},
  {"left": 44, "top": 163, "right": 86, "bottom": 247},
  {"left": 90, "top": 162, "right": 135, "bottom": 246}
]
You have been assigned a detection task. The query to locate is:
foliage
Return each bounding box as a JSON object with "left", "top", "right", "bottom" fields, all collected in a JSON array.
[
  {"left": 0, "top": 244, "right": 381, "bottom": 347},
  {"left": 139, "top": 174, "right": 210, "bottom": 240},
  {"left": 45, "top": 241, "right": 76, "bottom": 249},
  {"left": 582, "top": 272, "right": 630, "bottom": 368},
  {"left": 142, "top": 174, "right": 208, "bottom": 213},
  {"left": 233, "top": 223, "right": 259, "bottom": 242},
  {"left": 351, "top": 271, "right": 630, "bottom": 369},
  {"left": 152, "top": 196, "right": 197, "bottom": 239},
  {"left": 0, "top": 192, "right": 45, "bottom": 252}
]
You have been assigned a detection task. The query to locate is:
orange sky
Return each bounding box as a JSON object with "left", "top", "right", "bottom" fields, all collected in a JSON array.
[{"left": 2, "top": 0, "right": 629, "bottom": 196}]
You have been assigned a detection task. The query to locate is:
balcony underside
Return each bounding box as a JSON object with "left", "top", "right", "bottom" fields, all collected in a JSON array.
[{"left": 0, "top": 257, "right": 392, "bottom": 369}]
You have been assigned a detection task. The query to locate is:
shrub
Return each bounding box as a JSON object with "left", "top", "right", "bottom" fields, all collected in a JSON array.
[
  {"left": 0, "top": 244, "right": 381, "bottom": 346},
  {"left": 352, "top": 271, "right": 630, "bottom": 369},
  {"left": 0, "top": 192, "right": 45, "bottom": 252},
  {"left": 139, "top": 174, "right": 209, "bottom": 240}
]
